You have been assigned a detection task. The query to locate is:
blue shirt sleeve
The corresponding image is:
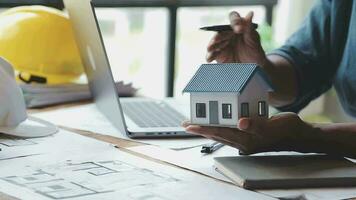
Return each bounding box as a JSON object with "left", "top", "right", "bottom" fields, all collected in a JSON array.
[{"left": 269, "top": 0, "right": 337, "bottom": 113}]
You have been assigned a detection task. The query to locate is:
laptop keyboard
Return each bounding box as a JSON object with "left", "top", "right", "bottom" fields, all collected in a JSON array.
[{"left": 121, "top": 101, "right": 187, "bottom": 128}]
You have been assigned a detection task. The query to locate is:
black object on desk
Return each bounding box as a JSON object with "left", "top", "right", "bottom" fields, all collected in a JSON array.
[
  {"left": 200, "top": 23, "right": 258, "bottom": 32},
  {"left": 201, "top": 142, "right": 224, "bottom": 154}
]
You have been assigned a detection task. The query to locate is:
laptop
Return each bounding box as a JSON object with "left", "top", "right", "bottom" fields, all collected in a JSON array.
[{"left": 64, "top": 0, "right": 193, "bottom": 138}]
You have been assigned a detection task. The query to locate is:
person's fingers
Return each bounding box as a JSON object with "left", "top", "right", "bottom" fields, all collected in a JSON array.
[
  {"left": 206, "top": 50, "right": 221, "bottom": 63},
  {"left": 181, "top": 120, "right": 191, "bottom": 128},
  {"left": 207, "top": 39, "right": 230, "bottom": 53},
  {"left": 186, "top": 125, "right": 248, "bottom": 150},
  {"left": 229, "top": 11, "right": 244, "bottom": 34},
  {"left": 209, "top": 32, "right": 233, "bottom": 45},
  {"left": 206, "top": 32, "right": 234, "bottom": 63},
  {"left": 186, "top": 125, "right": 249, "bottom": 145},
  {"left": 185, "top": 125, "right": 266, "bottom": 154},
  {"left": 229, "top": 11, "right": 241, "bottom": 19},
  {"left": 243, "top": 11, "right": 254, "bottom": 35},
  {"left": 215, "top": 53, "right": 236, "bottom": 63},
  {"left": 207, "top": 32, "right": 233, "bottom": 52},
  {"left": 206, "top": 44, "right": 233, "bottom": 63},
  {"left": 185, "top": 125, "right": 219, "bottom": 135},
  {"left": 238, "top": 117, "right": 266, "bottom": 135},
  {"left": 229, "top": 11, "right": 255, "bottom": 34},
  {"left": 229, "top": 11, "right": 243, "bottom": 25},
  {"left": 245, "top": 11, "right": 254, "bottom": 23},
  {"left": 238, "top": 118, "right": 250, "bottom": 130},
  {"left": 209, "top": 136, "right": 243, "bottom": 149}
]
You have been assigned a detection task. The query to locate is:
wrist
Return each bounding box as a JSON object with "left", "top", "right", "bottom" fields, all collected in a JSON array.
[
  {"left": 257, "top": 55, "right": 272, "bottom": 71},
  {"left": 265, "top": 55, "right": 298, "bottom": 107}
]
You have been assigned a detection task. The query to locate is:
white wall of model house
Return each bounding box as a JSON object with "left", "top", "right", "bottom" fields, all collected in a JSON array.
[
  {"left": 238, "top": 74, "right": 269, "bottom": 120},
  {"left": 190, "top": 92, "right": 238, "bottom": 127},
  {"left": 190, "top": 74, "right": 269, "bottom": 128}
]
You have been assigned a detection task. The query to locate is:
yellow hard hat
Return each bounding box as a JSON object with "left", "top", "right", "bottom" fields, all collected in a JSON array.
[{"left": 0, "top": 6, "right": 84, "bottom": 84}]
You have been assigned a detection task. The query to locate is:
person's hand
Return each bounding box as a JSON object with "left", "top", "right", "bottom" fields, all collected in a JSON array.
[
  {"left": 206, "top": 11, "right": 267, "bottom": 66},
  {"left": 182, "top": 113, "right": 316, "bottom": 155}
]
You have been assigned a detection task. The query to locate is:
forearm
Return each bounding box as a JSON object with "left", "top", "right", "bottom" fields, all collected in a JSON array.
[
  {"left": 296, "top": 123, "right": 356, "bottom": 158},
  {"left": 262, "top": 55, "right": 298, "bottom": 107}
]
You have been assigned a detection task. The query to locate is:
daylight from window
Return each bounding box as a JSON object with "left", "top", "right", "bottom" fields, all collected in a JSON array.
[{"left": 95, "top": 6, "right": 269, "bottom": 98}]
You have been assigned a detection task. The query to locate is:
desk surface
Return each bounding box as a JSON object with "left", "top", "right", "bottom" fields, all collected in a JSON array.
[{"left": 1, "top": 102, "right": 355, "bottom": 200}]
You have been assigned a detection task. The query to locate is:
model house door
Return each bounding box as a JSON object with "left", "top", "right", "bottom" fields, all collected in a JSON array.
[{"left": 209, "top": 101, "right": 219, "bottom": 124}]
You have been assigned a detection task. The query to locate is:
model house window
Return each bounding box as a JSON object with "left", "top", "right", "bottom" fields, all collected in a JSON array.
[
  {"left": 258, "top": 101, "right": 267, "bottom": 116},
  {"left": 241, "top": 103, "right": 249, "bottom": 117},
  {"left": 222, "top": 104, "right": 232, "bottom": 119},
  {"left": 196, "top": 103, "right": 206, "bottom": 118}
]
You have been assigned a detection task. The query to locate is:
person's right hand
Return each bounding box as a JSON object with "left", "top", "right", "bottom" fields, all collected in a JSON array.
[{"left": 206, "top": 11, "right": 267, "bottom": 66}]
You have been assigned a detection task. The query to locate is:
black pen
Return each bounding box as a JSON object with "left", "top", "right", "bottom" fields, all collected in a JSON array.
[
  {"left": 200, "top": 23, "right": 258, "bottom": 32},
  {"left": 201, "top": 142, "right": 224, "bottom": 154}
]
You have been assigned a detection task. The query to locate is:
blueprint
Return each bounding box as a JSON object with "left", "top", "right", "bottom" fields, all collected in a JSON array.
[
  {"left": 0, "top": 135, "right": 37, "bottom": 147},
  {"left": 0, "top": 129, "right": 272, "bottom": 200},
  {"left": 1, "top": 160, "right": 178, "bottom": 199},
  {"left": 0, "top": 129, "right": 111, "bottom": 161}
]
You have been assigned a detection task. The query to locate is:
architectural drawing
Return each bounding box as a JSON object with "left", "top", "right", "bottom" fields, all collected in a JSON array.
[
  {"left": 0, "top": 135, "right": 37, "bottom": 147},
  {"left": 1, "top": 160, "right": 179, "bottom": 199}
]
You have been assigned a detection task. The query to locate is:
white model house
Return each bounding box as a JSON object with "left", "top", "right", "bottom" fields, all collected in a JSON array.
[{"left": 183, "top": 63, "right": 274, "bottom": 128}]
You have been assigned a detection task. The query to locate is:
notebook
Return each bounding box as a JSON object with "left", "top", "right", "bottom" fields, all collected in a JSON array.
[{"left": 214, "top": 155, "right": 356, "bottom": 189}]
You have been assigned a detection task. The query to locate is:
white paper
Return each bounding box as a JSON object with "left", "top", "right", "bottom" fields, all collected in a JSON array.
[
  {"left": 128, "top": 145, "right": 356, "bottom": 200},
  {"left": 33, "top": 104, "right": 211, "bottom": 150},
  {"left": 0, "top": 145, "right": 272, "bottom": 199},
  {"left": 0, "top": 129, "right": 112, "bottom": 161},
  {"left": 128, "top": 145, "right": 239, "bottom": 182}
]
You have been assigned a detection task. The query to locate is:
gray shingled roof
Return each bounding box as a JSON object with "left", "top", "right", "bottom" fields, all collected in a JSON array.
[{"left": 183, "top": 63, "right": 273, "bottom": 93}]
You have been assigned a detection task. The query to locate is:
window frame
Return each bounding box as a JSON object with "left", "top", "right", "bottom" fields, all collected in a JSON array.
[
  {"left": 0, "top": 0, "right": 63, "bottom": 8},
  {"left": 258, "top": 101, "right": 267, "bottom": 117},
  {"left": 240, "top": 102, "right": 249, "bottom": 118},
  {"left": 196, "top": 103, "right": 206, "bottom": 118},
  {"left": 222, "top": 103, "right": 232, "bottom": 119}
]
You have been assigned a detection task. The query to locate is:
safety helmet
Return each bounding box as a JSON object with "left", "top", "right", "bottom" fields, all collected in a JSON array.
[{"left": 0, "top": 6, "right": 84, "bottom": 84}]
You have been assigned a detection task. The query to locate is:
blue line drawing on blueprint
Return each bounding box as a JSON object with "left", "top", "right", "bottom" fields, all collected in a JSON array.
[
  {"left": 1, "top": 160, "right": 179, "bottom": 199},
  {"left": 0, "top": 135, "right": 37, "bottom": 147}
]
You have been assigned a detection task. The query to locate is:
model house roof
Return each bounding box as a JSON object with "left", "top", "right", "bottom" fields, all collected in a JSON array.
[{"left": 183, "top": 63, "right": 273, "bottom": 93}]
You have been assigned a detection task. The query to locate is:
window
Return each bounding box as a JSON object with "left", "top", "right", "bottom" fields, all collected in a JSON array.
[
  {"left": 95, "top": 7, "right": 168, "bottom": 98},
  {"left": 222, "top": 104, "right": 232, "bottom": 119},
  {"left": 241, "top": 103, "right": 249, "bottom": 118},
  {"left": 0, "top": 1, "right": 276, "bottom": 98},
  {"left": 196, "top": 103, "right": 206, "bottom": 118},
  {"left": 174, "top": 5, "right": 270, "bottom": 97},
  {"left": 258, "top": 101, "right": 267, "bottom": 116}
]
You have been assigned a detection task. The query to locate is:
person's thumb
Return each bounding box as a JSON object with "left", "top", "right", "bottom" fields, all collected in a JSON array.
[{"left": 238, "top": 117, "right": 265, "bottom": 134}]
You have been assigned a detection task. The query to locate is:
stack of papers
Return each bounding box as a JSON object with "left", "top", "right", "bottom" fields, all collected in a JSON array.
[{"left": 21, "top": 81, "right": 137, "bottom": 108}]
